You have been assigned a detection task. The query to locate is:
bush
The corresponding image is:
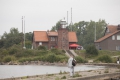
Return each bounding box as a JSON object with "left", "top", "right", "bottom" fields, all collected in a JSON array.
[
  {"left": 38, "top": 46, "right": 46, "bottom": 50},
  {"left": 0, "top": 49, "right": 9, "bottom": 56},
  {"left": 95, "top": 55, "right": 112, "bottom": 63},
  {"left": 46, "top": 53, "right": 57, "bottom": 63},
  {"left": 3, "top": 56, "right": 16, "bottom": 62},
  {"left": 9, "top": 48, "right": 18, "bottom": 55},
  {"left": 15, "top": 49, "right": 34, "bottom": 58},
  {"left": 61, "top": 76, "right": 66, "bottom": 79},
  {"left": 86, "top": 44, "right": 98, "bottom": 57},
  {"left": 19, "top": 57, "right": 32, "bottom": 62},
  {"left": 51, "top": 48, "right": 64, "bottom": 55},
  {"left": 75, "top": 56, "right": 87, "bottom": 63}
]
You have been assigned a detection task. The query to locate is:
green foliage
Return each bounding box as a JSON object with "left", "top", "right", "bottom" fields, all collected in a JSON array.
[
  {"left": 2, "top": 28, "right": 22, "bottom": 48},
  {"left": 51, "top": 20, "right": 107, "bottom": 47},
  {"left": 86, "top": 44, "right": 98, "bottom": 57},
  {"left": 0, "top": 49, "right": 9, "bottom": 56},
  {"left": 95, "top": 55, "right": 112, "bottom": 63},
  {"left": 55, "top": 77, "right": 60, "bottom": 80},
  {"left": 104, "top": 69, "right": 109, "bottom": 73},
  {"left": 73, "top": 72, "right": 82, "bottom": 77},
  {"left": 51, "top": 20, "right": 61, "bottom": 31},
  {"left": 38, "top": 46, "right": 47, "bottom": 50},
  {"left": 25, "top": 41, "right": 32, "bottom": 49},
  {"left": 3, "top": 56, "right": 16, "bottom": 62},
  {"left": 59, "top": 70, "right": 62, "bottom": 74},
  {"left": 46, "top": 53, "right": 57, "bottom": 63},
  {"left": 25, "top": 32, "right": 33, "bottom": 41},
  {"left": 75, "top": 56, "right": 87, "bottom": 63},
  {"left": 61, "top": 76, "right": 66, "bottom": 79},
  {"left": 15, "top": 49, "right": 33, "bottom": 58},
  {"left": 9, "top": 48, "right": 18, "bottom": 55},
  {"left": 51, "top": 48, "right": 63, "bottom": 55}
]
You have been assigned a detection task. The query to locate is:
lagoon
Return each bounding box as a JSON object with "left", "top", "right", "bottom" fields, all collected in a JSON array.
[{"left": 0, "top": 65, "right": 105, "bottom": 79}]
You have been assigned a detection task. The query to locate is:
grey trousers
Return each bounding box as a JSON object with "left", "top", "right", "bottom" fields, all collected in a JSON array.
[{"left": 69, "top": 67, "right": 74, "bottom": 76}]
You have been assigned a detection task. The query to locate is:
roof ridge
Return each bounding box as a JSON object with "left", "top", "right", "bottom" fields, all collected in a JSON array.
[{"left": 95, "top": 30, "right": 120, "bottom": 42}]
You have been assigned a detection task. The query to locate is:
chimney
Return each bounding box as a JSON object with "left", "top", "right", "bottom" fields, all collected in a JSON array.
[{"left": 117, "top": 24, "right": 120, "bottom": 30}]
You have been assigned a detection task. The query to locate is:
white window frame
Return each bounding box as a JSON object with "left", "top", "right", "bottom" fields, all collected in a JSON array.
[
  {"left": 112, "top": 35, "right": 115, "bottom": 40},
  {"left": 51, "top": 37, "right": 55, "bottom": 41},
  {"left": 39, "top": 42, "right": 42, "bottom": 46},
  {"left": 117, "top": 35, "right": 120, "bottom": 40},
  {"left": 116, "top": 46, "right": 120, "bottom": 50}
]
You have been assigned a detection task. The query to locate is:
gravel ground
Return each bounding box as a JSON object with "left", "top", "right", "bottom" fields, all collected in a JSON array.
[{"left": 19, "top": 67, "right": 120, "bottom": 80}]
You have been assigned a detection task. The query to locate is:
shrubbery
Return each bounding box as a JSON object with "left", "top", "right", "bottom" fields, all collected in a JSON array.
[
  {"left": 38, "top": 46, "right": 47, "bottom": 50},
  {"left": 95, "top": 55, "right": 113, "bottom": 63},
  {"left": 85, "top": 44, "right": 98, "bottom": 57},
  {"left": 75, "top": 56, "right": 87, "bottom": 63},
  {"left": 3, "top": 56, "right": 16, "bottom": 62}
]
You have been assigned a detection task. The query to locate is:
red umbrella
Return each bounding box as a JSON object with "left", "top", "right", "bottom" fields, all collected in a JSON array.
[{"left": 69, "top": 44, "right": 79, "bottom": 47}]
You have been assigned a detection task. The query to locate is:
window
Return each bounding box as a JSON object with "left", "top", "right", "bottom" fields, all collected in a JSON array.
[
  {"left": 39, "top": 42, "right": 42, "bottom": 45},
  {"left": 112, "top": 35, "right": 115, "bottom": 40},
  {"left": 51, "top": 37, "right": 55, "bottom": 41},
  {"left": 116, "top": 46, "right": 120, "bottom": 50},
  {"left": 117, "top": 35, "right": 120, "bottom": 40}
]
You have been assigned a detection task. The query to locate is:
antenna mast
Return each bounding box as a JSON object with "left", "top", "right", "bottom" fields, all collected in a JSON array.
[
  {"left": 70, "top": 8, "right": 73, "bottom": 31},
  {"left": 22, "top": 16, "right": 23, "bottom": 49},
  {"left": 23, "top": 16, "right": 26, "bottom": 49},
  {"left": 67, "top": 11, "right": 68, "bottom": 26}
]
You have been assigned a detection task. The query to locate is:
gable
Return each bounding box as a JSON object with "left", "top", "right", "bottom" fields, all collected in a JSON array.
[
  {"left": 105, "top": 25, "right": 118, "bottom": 35},
  {"left": 33, "top": 31, "right": 48, "bottom": 42},
  {"left": 95, "top": 30, "right": 120, "bottom": 43},
  {"left": 68, "top": 32, "right": 78, "bottom": 42}
]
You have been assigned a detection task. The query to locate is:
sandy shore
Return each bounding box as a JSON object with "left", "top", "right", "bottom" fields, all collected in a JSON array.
[{"left": 11, "top": 64, "right": 120, "bottom": 80}]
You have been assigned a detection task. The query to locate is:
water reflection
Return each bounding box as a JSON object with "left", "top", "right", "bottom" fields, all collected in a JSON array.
[{"left": 0, "top": 65, "right": 105, "bottom": 79}]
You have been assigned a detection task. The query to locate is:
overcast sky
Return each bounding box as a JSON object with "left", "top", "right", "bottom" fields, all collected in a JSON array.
[{"left": 0, "top": 0, "right": 120, "bottom": 35}]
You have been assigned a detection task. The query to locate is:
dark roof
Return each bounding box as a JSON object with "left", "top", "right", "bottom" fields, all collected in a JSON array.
[
  {"left": 95, "top": 30, "right": 120, "bottom": 43},
  {"left": 107, "top": 25, "right": 118, "bottom": 33}
]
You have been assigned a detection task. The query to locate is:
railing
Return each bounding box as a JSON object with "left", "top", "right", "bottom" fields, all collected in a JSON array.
[{"left": 66, "top": 50, "right": 75, "bottom": 57}]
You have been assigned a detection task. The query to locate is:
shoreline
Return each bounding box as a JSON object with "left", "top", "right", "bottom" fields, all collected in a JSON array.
[
  {"left": 0, "top": 63, "right": 120, "bottom": 80},
  {"left": 1, "top": 67, "right": 120, "bottom": 80}
]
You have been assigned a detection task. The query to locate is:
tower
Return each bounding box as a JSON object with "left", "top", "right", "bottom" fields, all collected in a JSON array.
[{"left": 58, "top": 20, "right": 69, "bottom": 50}]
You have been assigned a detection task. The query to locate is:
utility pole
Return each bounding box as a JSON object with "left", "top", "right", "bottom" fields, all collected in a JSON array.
[
  {"left": 67, "top": 11, "right": 68, "bottom": 26},
  {"left": 70, "top": 8, "right": 73, "bottom": 31},
  {"left": 22, "top": 16, "right": 23, "bottom": 49},
  {"left": 94, "top": 22, "right": 96, "bottom": 41},
  {"left": 23, "top": 16, "right": 26, "bottom": 49}
]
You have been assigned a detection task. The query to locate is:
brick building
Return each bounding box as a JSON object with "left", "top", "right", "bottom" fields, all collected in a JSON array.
[{"left": 32, "top": 21, "right": 78, "bottom": 50}]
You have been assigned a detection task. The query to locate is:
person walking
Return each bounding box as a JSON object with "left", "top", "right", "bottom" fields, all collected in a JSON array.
[{"left": 68, "top": 54, "right": 76, "bottom": 77}]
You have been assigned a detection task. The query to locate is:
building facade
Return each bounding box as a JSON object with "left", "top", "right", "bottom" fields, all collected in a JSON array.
[
  {"left": 32, "top": 21, "right": 78, "bottom": 50},
  {"left": 95, "top": 25, "right": 120, "bottom": 51}
]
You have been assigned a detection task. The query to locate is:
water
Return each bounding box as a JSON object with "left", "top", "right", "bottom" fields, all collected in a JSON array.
[{"left": 0, "top": 65, "right": 105, "bottom": 79}]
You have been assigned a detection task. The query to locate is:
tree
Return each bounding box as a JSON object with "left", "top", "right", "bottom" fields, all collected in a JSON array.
[
  {"left": 25, "top": 32, "right": 33, "bottom": 41},
  {"left": 85, "top": 44, "right": 98, "bottom": 57},
  {"left": 69, "top": 20, "right": 106, "bottom": 48},
  {"left": 0, "top": 28, "right": 22, "bottom": 48},
  {"left": 51, "top": 20, "right": 61, "bottom": 31}
]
